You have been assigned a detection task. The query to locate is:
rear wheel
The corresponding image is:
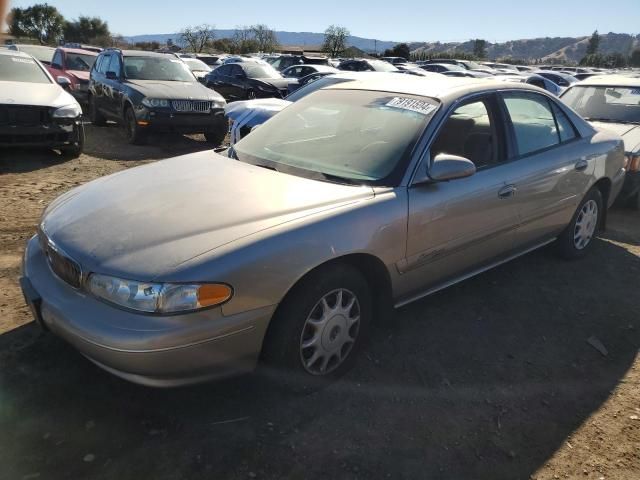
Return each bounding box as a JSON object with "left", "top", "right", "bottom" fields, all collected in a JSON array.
[
  {"left": 556, "top": 187, "right": 603, "bottom": 259},
  {"left": 88, "top": 95, "right": 106, "bottom": 126},
  {"left": 261, "top": 264, "right": 372, "bottom": 390},
  {"left": 247, "top": 89, "right": 256, "bottom": 100},
  {"left": 124, "top": 106, "right": 146, "bottom": 145}
]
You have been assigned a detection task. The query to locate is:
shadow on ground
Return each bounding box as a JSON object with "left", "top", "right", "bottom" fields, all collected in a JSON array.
[{"left": 0, "top": 236, "right": 638, "bottom": 480}]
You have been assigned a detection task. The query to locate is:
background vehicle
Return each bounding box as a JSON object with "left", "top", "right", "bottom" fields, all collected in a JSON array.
[
  {"left": 561, "top": 75, "right": 640, "bottom": 208},
  {"left": 381, "top": 56, "right": 408, "bottom": 65},
  {"left": 0, "top": 49, "right": 84, "bottom": 157},
  {"left": 494, "top": 73, "right": 563, "bottom": 95},
  {"left": 181, "top": 57, "right": 212, "bottom": 83},
  {"left": 535, "top": 70, "right": 578, "bottom": 88},
  {"left": 267, "top": 54, "right": 330, "bottom": 71},
  {"left": 420, "top": 59, "right": 484, "bottom": 71},
  {"left": 47, "top": 47, "right": 98, "bottom": 104},
  {"left": 205, "top": 60, "right": 290, "bottom": 101},
  {"left": 421, "top": 63, "right": 468, "bottom": 74},
  {"left": 281, "top": 64, "right": 339, "bottom": 79},
  {"left": 89, "top": 49, "right": 227, "bottom": 145},
  {"left": 5, "top": 44, "right": 56, "bottom": 65},
  {"left": 338, "top": 59, "right": 399, "bottom": 72},
  {"left": 22, "top": 75, "right": 625, "bottom": 388}
]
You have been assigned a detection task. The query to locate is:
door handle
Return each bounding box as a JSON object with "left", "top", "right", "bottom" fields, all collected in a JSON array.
[
  {"left": 498, "top": 185, "right": 517, "bottom": 199},
  {"left": 575, "top": 159, "right": 588, "bottom": 171}
]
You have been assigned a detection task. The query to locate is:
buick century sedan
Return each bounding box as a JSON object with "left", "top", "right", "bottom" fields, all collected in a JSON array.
[{"left": 21, "top": 76, "right": 625, "bottom": 387}]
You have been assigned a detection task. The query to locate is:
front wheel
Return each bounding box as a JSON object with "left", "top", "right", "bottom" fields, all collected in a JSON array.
[
  {"left": 556, "top": 187, "right": 603, "bottom": 259},
  {"left": 60, "top": 122, "right": 85, "bottom": 159},
  {"left": 261, "top": 264, "right": 372, "bottom": 389},
  {"left": 88, "top": 95, "right": 106, "bottom": 126},
  {"left": 124, "top": 107, "right": 146, "bottom": 145}
]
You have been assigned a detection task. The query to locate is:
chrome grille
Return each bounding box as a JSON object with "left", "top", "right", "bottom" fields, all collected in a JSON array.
[
  {"left": 39, "top": 230, "right": 82, "bottom": 288},
  {"left": 171, "top": 100, "right": 212, "bottom": 113}
]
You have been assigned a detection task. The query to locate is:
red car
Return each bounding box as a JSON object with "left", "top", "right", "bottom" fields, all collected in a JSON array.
[{"left": 47, "top": 47, "right": 98, "bottom": 104}]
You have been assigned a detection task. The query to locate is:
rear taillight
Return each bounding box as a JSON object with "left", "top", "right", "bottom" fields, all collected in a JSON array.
[{"left": 626, "top": 154, "right": 640, "bottom": 172}]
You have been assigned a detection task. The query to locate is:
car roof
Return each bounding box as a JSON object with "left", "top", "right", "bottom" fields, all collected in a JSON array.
[
  {"left": 573, "top": 74, "right": 640, "bottom": 87},
  {"left": 57, "top": 47, "right": 98, "bottom": 56},
  {"left": 109, "top": 49, "right": 173, "bottom": 58},
  {"left": 326, "top": 72, "right": 542, "bottom": 101}
]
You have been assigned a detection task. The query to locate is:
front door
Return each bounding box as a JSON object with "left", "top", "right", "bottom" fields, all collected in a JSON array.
[{"left": 398, "top": 95, "right": 519, "bottom": 301}]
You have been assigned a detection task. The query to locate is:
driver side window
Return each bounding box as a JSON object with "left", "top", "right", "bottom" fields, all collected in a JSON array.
[{"left": 430, "top": 98, "right": 501, "bottom": 169}]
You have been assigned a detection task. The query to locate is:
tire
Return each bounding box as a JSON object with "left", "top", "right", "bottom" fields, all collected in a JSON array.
[
  {"left": 261, "top": 264, "right": 372, "bottom": 390},
  {"left": 88, "top": 95, "right": 106, "bottom": 126},
  {"left": 556, "top": 187, "right": 603, "bottom": 259},
  {"left": 204, "top": 124, "right": 227, "bottom": 146},
  {"left": 247, "top": 89, "right": 256, "bottom": 100},
  {"left": 124, "top": 106, "right": 146, "bottom": 145},
  {"left": 60, "top": 122, "right": 85, "bottom": 159}
]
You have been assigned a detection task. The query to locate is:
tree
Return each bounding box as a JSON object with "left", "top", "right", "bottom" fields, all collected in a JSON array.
[
  {"left": 8, "top": 3, "right": 64, "bottom": 44},
  {"left": 385, "top": 43, "right": 410, "bottom": 60},
  {"left": 586, "top": 30, "right": 600, "bottom": 55},
  {"left": 322, "top": 25, "right": 350, "bottom": 58},
  {"left": 250, "top": 24, "right": 279, "bottom": 53},
  {"left": 473, "top": 39, "right": 488, "bottom": 59},
  {"left": 230, "top": 26, "right": 259, "bottom": 54},
  {"left": 629, "top": 49, "right": 640, "bottom": 67},
  {"left": 63, "top": 16, "right": 110, "bottom": 44},
  {"left": 179, "top": 24, "right": 215, "bottom": 53}
]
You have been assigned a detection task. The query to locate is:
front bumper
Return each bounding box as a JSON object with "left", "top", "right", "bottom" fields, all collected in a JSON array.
[
  {"left": 21, "top": 235, "right": 275, "bottom": 387},
  {"left": 0, "top": 118, "right": 82, "bottom": 148},
  {"left": 136, "top": 107, "right": 228, "bottom": 134},
  {"left": 618, "top": 170, "right": 640, "bottom": 202}
]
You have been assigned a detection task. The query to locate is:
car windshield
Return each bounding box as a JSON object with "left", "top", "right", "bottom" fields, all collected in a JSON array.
[
  {"left": 562, "top": 85, "right": 640, "bottom": 124},
  {"left": 123, "top": 56, "right": 195, "bottom": 81},
  {"left": 234, "top": 89, "right": 438, "bottom": 185},
  {"left": 244, "top": 63, "right": 282, "bottom": 79},
  {"left": 370, "top": 61, "right": 399, "bottom": 72},
  {"left": 184, "top": 59, "right": 211, "bottom": 72},
  {"left": 0, "top": 55, "right": 51, "bottom": 83},
  {"left": 65, "top": 53, "right": 96, "bottom": 71}
]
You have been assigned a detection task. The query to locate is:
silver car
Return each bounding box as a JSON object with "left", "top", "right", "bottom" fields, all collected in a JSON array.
[{"left": 21, "top": 75, "right": 626, "bottom": 387}]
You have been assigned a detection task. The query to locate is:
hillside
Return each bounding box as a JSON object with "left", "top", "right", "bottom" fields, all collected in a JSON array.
[{"left": 125, "top": 30, "right": 638, "bottom": 63}]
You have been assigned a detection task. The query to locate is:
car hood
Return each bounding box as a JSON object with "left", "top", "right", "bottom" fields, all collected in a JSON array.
[
  {"left": 0, "top": 81, "right": 77, "bottom": 107},
  {"left": 41, "top": 151, "right": 374, "bottom": 280},
  {"left": 66, "top": 70, "right": 90, "bottom": 81},
  {"left": 589, "top": 121, "right": 640, "bottom": 153},
  {"left": 225, "top": 98, "right": 291, "bottom": 125},
  {"left": 124, "top": 79, "right": 224, "bottom": 101}
]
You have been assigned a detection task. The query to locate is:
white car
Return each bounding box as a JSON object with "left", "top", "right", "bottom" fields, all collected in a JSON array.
[{"left": 0, "top": 49, "right": 84, "bottom": 157}]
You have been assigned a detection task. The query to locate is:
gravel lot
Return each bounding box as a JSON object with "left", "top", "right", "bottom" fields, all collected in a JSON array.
[{"left": 0, "top": 124, "right": 638, "bottom": 480}]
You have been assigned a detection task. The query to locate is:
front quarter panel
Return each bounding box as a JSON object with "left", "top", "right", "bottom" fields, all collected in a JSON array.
[{"left": 161, "top": 189, "right": 408, "bottom": 317}]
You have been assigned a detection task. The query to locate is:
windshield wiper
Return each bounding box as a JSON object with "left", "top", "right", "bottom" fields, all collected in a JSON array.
[{"left": 254, "top": 163, "right": 279, "bottom": 172}]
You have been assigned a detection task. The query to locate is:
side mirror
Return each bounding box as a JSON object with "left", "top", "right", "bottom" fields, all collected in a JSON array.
[
  {"left": 56, "top": 76, "right": 72, "bottom": 90},
  {"left": 106, "top": 71, "right": 118, "bottom": 80},
  {"left": 428, "top": 154, "right": 476, "bottom": 181}
]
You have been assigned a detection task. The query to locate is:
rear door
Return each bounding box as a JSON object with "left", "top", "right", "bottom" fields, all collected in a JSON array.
[
  {"left": 498, "top": 91, "right": 591, "bottom": 249},
  {"left": 401, "top": 94, "right": 519, "bottom": 298}
]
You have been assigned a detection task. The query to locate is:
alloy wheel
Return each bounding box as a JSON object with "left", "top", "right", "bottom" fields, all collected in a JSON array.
[
  {"left": 299, "top": 289, "right": 361, "bottom": 375},
  {"left": 574, "top": 199, "right": 598, "bottom": 250}
]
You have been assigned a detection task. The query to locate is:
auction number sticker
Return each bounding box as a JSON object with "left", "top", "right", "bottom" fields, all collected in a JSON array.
[
  {"left": 11, "top": 57, "right": 35, "bottom": 64},
  {"left": 386, "top": 97, "right": 437, "bottom": 116}
]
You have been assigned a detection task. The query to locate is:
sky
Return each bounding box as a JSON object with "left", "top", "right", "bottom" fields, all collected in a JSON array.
[{"left": 8, "top": 0, "right": 640, "bottom": 43}]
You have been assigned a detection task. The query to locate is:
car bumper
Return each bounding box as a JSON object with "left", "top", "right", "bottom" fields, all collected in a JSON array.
[
  {"left": 136, "top": 107, "right": 228, "bottom": 134},
  {"left": 0, "top": 118, "right": 82, "bottom": 148},
  {"left": 21, "top": 235, "right": 275, "bottom": 387},
  {"left": 618, "top": 170, "right": 640, "bottom": 202}
]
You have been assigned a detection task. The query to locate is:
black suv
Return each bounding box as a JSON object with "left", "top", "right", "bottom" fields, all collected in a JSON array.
[{"left": 88, "top": 49, "right": 227, "bottom": 145}]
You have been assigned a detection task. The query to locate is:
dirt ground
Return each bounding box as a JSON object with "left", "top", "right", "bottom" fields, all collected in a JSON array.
[{"left": 0, "top": 124, "right": 638, "bottom": 480}]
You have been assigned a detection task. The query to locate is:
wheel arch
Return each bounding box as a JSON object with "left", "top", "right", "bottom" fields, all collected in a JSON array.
[{"left": 592, "top": 177, "right": 612, "bottom": 230}]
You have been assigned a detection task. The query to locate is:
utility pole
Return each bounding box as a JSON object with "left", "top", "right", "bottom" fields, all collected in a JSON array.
[{"left": 374, "top": 39, "right": 377, "bottom": 56}]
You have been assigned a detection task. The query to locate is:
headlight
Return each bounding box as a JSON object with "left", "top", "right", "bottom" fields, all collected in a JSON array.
[
  {"left": 52, "top": 103, "right": 82, "bottom": 118},
  {"left": 87, "top": 273, "right": 232, "bottom": 314},
  {"left": 142, "top": 98, "right": 170, "bottom": 108}
]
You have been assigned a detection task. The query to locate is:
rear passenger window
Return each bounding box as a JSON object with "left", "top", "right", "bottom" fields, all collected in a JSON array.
[
  {"left": 503, "top": 93, "right": 559, "bottom": 156},
  {"left": 552, "top": 103, "right": 577, "bottom": 143}
]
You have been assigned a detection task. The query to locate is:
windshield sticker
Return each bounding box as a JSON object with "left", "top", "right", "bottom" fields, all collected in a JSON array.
[
  {"left": 11, "top": 57, "right": 35, "bottom": 64},
  {"left": 386, "top": 97, "right": 437, "bottom": 116}
]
